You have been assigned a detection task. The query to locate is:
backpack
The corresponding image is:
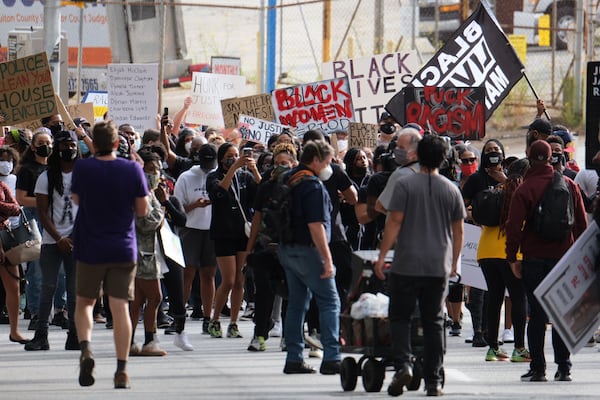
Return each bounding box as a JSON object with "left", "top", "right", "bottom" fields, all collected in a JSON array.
[
  {"left": 471, "top": 185, "right": 503, "bottom": 227},
  {"left": 259, "top": 171, "right": 318, "bottom": 246},
  {"left": 531, "top": 171, "right": 575, "bottom": 241}
]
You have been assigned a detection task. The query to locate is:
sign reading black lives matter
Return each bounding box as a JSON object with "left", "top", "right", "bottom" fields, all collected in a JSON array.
[
  {"left": 385, "top": 1, "right": 524, "bottom": 126},
  {"left": 585, "top": 61, "right": 600, "bottom": 169},
  {"left": 0, "top": 52, "right": 57, "bottom": 125}
]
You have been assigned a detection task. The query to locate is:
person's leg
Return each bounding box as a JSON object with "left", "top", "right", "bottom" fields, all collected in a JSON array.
[
  {"left": 109, "top": 296, "right": 133, "bottom": 362},
  {"left": 140, "top": 279, "right": 163, "bottom": 343},
  {"left": 418, "top": 276, "right": 447, "bottom": 387},
  {"left": 229, "top": 251, "right": 247, "bottom": 323},
  {"left": 251, "top": 252, "right": 276, "bottom": 338},
  {"left": 52, "top": 263, "right": 67, "bottom": 317},
  {"left": 128, "top": 279, "right": 145, "bottom": 341},
  {"left": 504, "top": 297, "right": 513, "bottom": 330},
  {"left": 388, "top": 274, "right": 418, "bottom": 367},
  {"left": 199, "top": 267, "right": 216, "bottom": 320},
  {"left": 329, "top": 241, "right": 352, "bottom": 311},
  {"left": 0, "top": 265, "right": 27, "bottom": 340},
  {"left": 25, "top": 259, "right": 41, "bottom": 321},
  {"left": 162, "top": 262, "right": 186, "bottom": 330},
  {"left": 502, "top": 263, "right": 527, "bottom": 350},
  {"left": 36, "top": 245, "right": 62, "bottom": 332},
  {"left": 183, "top": 266, "right": 197, "bottom": 309},
  {"left": 212, "top": 256, "right": 236, "bottom": 322},
  {"left": 75, "top": 296, "right": 96, "bottom": 343},
  {"left": 480, "top": 259, "right": 506, "bottom": 348},
  {"left": 521, "top": 260, "right": 550, "bottom": 373},
  {"left": 552, "top": 327, "right": 572, "bottom": 374}
]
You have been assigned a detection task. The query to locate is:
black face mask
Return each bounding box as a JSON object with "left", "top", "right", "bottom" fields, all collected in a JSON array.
[
  {"left": 482, "top": 151, "right": 503, "bottom": 168},
  {"left": 551, "top": 153, "right": 564, "bottom": 166},
  {"left": 59, "top": 148, "right": 78, "bottom": 162},
  {"left": 35, "top": 145, "right": 52, "bottom": 158},
  {"left": 49, "top": 123, "right": 64, "bottom": 136}
]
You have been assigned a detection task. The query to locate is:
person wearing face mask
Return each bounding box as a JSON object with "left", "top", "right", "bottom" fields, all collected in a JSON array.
[
  {"left": 206, "top": 142, "right": 260, "bottom": 339},
  {"left": 174, "top": 143, "right": 219, "bottom": 337},
  {"left": 546, "top": 135, "right": 576, "bottom": 180},
  {"left": 73, "top": 117, "right": 95, "bottom": 158},
  {"left": 173, "top": 128, "right": 197, "bottom": 158},
  {"left": 25, "top": 130, "right": 81, "bottom": 352},
  {"left": 276, "top": 140, "right": 341, "bottom": 375},
  {"left": 159, "top": 115, "right": 205, "bottom": 179},
  {"left": 16, "top": 129, "right": 53, "bottom": 332},
  {"left": 341, "top": 148, "right": 371, "bottom": 251},
  {"left": 41, "top": 114, "right": 64, "bottom": 137},
  {"left": 456, "top": 144, "right": 480, "bottom": 190},
  {"left": 244, "top": 143, "right": 298, "bottom": 352}
]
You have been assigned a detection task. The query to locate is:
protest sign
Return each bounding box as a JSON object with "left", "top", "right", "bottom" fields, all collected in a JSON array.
[
  {"left": 272, "top": 77, "right": 354, "bottom": 137},
  {"left": 82, "top": 91, "right": 108, "bottom": 120},
  {"left": 238, "top": 114, "right": 289, "bottom": 145},
  {"left": 187, "top": 72, "right": 246, "bottom": 127},
  {"left": 322, "top": 51, "right": 418, "bottom": 124},
  {"left": 386, "top": 1, "right": 524, "bottom": 124},
  {"left": 402, "top": 87, "right": 486, "bottom": 140},
  {"left": 0, "top": 52, "right": 56, "bottom": 125},
  {"left": 15, "top": 93, "right": 75, "bottom": 132},
  {"left": 211, "top": 56, "right": 241, "bottom": 76},
  {"left": 535, "top": 221, "right": 600, "bottom": 354},
  {"left": 221, "top": 94, "right": 275, "bottom": 129},
  {"left": 586, "top": 62, "right": 600, "bottom": 169},
  {"left": 107, "top": 63, "right": 158, "bottom": 132},
  {"left": 460, "top": 223, "right": 487, "bottom": 291},
  {"left": 67, "top": 103, "right": 95, "bottom": 126},
  {"left": 348, "top": 122, "right": 378, "bottom": 149}
]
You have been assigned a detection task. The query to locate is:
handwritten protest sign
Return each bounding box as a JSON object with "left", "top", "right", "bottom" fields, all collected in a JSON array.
[
  {"left": 238, "top": 114, "right": 289, "bottom": 145},
  {"left": 0, "top": 53, "right": 56, "bottom": 125},
  {"left": 535, "top": 221, "right": 600, "bottom": 354},
  {"left": 460, "top": 223, "right": 487, "bottom": 291},
  {"left": 211, "top": 56, "right": 241, "bottom": 76},
  {"left": 187, "top": 72, "right": 246, "bottom": 127},
  {"left": 108, "top": 63, "right": 158, "bottom": 132},
  {"left": 67, "top": 103, "right": 95, "bottom": 126},
  {"left": 82, "top": 91, "right": 108, "bottom": 120},
  {"left": 348, "top": 122, "right": 378, "bottom": 149},
  {"left": 15, "top": 94, "right": 75, "bottom": 132},
  {"left": 221, "top": 94, "right": 274, "bottom": 129},
  {"left": 272, "top": 77, "right": 354, "bottom": 137},
  {"left": 402, "top": 87, "right": 486, "bottom": 140},
  {"left": 322, "top": 51, "right": 418, "bottom": 124}
]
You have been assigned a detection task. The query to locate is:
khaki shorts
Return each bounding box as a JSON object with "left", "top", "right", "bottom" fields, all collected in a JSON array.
[{"left": 76, "top": 261, "right": 136, "bottom": 301}]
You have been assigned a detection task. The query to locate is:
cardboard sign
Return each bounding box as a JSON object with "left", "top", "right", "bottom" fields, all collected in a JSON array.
[
  {"left": 15, "top": 94, "right": 75, "bottom": 132},
  {"left": 402, "top": 87, "right": 486, "bottom": 140},
  {"left": 460, "top": 223, "right": 487, "bottom": 291},
  {"left": 0, "top": 52, "right": 57, "bottom": 125},
  {"left": 67, "top": 103, "right": 95, "bottom": 126},
  {"left": 187, "top": 72, "right": 246, "bottom": 127},
  {"left": 348, "top": 122, "right": 378, "bottom": 149},
  {"left": 535, "top": 221, "right": 600, "bottom": 354},
  {"left": 238, "top": 114, "right": 289, "bottom": 145},
  {"left": 107, "top": 63, "right": 158, "bottom": 132},
  {"left": 271, "top": 77, "right": 354, "bottom": 137},
  {"left": 211, "top": 56, "right": 241, "bottom": 76},
  {"left": 322, "top": 51, "right": 419, "bottom": 124},
  {"left": 221, "top": 94, "right": 274, "bottom": 129},
  {"left": 586, "top": 62, "right": 600, "bottom": 169},
  {"left": 82, "top": 90, "right": 108, "bottom": 120}
]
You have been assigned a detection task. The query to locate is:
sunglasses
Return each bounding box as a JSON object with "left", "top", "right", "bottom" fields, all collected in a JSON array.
[{"left": 461, "top": 157, "right": 477, "bottom": 164}]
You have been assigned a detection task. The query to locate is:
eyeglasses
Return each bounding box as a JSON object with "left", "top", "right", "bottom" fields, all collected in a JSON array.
[{"left": 461, "top": 157, "right": 477, "bottom": 164}]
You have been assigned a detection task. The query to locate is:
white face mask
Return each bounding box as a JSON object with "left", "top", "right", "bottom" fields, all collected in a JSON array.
[
  {"left": 337, "top": 139, "right": 348, "bottom": 153},
  {"left": 0, "top": 161, "right": 13, "bottom": 176},
  {"left": 185, "top": 142, "right": 192, "bottom": 154},
  {"left": 318, "top": 164, "right": 333, "bottom": 181}
]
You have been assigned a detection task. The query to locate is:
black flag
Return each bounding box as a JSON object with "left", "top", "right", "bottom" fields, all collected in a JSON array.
[{"left": 386, "top": 0, "right": 524, "bottom": 124}]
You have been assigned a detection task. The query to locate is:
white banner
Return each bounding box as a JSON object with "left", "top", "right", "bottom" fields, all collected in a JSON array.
[
  {"left": 107, "top": 63, "right": 158, "bottom": 132},
  {"left": 535, "top": 220, "right": 600, "bottom": 355},
  {"left": 322, "top": 51, "right": 419, "bottom": 124},
  {"left": 460, "top": 223, "right": 487, "bottom": 291},
  {"left": 187, "top": 72, "right": 246, "bottom": 127},
  {"left": 238, "top": 114, "right": 289, "bottom": 145}
]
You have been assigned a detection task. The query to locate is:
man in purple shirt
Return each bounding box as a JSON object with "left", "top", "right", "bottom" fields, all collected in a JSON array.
[{"left": 71, "top": 121, "right": 148, "bottom": 389}]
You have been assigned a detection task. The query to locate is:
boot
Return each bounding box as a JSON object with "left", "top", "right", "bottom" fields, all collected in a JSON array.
[
  {"left": 65, "top": 329, "right": 80, "bottom": 351},
  {"left": 24, "top": 329, "right": 49, "bottom": 351}
]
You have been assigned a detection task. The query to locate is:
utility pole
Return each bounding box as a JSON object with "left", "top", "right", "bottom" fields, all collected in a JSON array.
[{"left": 323, "top": 0, "right": 331, "bottom": 62}]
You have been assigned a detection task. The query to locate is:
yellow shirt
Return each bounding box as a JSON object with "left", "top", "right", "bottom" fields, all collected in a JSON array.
[{"left": 476, "top": 225, "right": 522, "bottom": 261}]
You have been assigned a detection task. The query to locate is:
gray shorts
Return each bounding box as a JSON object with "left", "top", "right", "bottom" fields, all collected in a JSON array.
[{"left": 179, "top": 227, "right": 217, "bottom": 268}]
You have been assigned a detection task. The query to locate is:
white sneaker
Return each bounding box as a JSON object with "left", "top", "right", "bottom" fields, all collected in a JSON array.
[
  {"left": 305, "top": 329, "right": 323, "bottom": 350},
  {"left": 173, "top": 331, "right": 194, "bottom": 351},
  {"left": 502, "top": 329, "right": 515, "bottom": 343},
  {"left": 308, "top": 347, "right": 323, "bottom": 359},
  {"left": 270, "top": 320, "right": 282, "bottom": 337}
]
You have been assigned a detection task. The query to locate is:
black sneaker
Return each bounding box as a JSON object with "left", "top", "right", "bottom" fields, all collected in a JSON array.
[
  {"left": 189, "top": 307, "right": 203, "bottom": 320},
  {"left": 105, "top": 318, "right": 113, "bottom": 329},
  {"left": 24, "top": 330, "right": 49, "bottom": 351},
  {"left": 449, "top": 322, "right": 461, "bottom": 336},
  {"left": 283, "top": 361, "right": 316, "bottom": 374},
  {"left": 521, "top": 369, "right": 547, "bottom": 382},
  {"left": 202, "top": 317, "right": 210, "bottom": 335},
  {"left": 426, "top": 383, "right": 443, "bottom": 396},
  {"left": 157, "top": 310, "right": 172, "bottom": 329},
  {"left": 65, "top": 331, "right": 80, "bottom": 351},
  {"left": 554, "top": 370, "right": 572, "bottom": 382},
  {"left": 388, "top": 364, "right": 413, "bottom": 396},
  {"left": 28, "top": 315, "right": 38, "bottom": 331},
  {"left": 319, "top": 360, "right": 341, "bottom": 375},
  {"left": 51, "top": 311, "right": 69, "bottom": 329},
  {"left": 472, "top": 333, "right": 488, "bottom": 348},
  {"left": 164, "top": 321, "right": 176, "bottom": 335}
]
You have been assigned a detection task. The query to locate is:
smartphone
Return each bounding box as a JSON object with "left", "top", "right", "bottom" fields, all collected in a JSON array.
[
  {"left": 163, "top": 107, "right": 168, "bottom": 117},
  {"left": 243, "top": 147, "right": 253, "bottom": 157}
]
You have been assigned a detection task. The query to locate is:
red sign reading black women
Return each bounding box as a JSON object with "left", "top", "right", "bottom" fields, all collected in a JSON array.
[
  {"left": 271, "top": 77, "right": 355, "bottom": 137},
  {"left": 403, "top": 86, "right": 485, "bottom": 140}
]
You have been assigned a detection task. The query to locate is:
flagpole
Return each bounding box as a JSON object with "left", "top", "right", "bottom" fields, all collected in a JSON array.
[{"left": 523, "top": 72, "right": 551, "bottom": 120}]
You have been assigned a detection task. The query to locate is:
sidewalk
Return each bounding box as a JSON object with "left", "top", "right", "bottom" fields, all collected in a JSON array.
[{"left": 1, "top": 313, "right": 599, "bottom": 399}]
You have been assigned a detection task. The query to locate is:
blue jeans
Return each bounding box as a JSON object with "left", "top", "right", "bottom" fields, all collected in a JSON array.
[
  {"left": 388, "top": 273, "right": 446, "bottom": 387},
  {"left": 24, "top": 207, "right": 41, "bottom": 316},
  {"left": 522, "top": 259, "right": 571, "bottom": 373},
  {"left": 38, "top": 244, "right": 76, "bottom": 332},
  {"left": 278, "top": 244, "right": 340, "bottom": 363}
]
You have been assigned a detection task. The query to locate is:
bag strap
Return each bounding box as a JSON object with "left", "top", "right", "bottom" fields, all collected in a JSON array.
[{"left": 231, "top": 175, "right": 249, "bottom": 224}]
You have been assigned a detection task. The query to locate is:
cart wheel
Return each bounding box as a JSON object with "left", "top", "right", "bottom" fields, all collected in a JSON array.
[
  {"left": 407, "top": 362, "right": 422, "bottom": 391},
  {"left": 362, "top": 359, "right": 385, "bottom": 392},
  {"left": 340, "top": 357, "right": 358, "bottom": 391}
]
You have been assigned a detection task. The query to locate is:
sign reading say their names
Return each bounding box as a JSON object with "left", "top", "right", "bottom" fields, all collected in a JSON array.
[
  {"left": 187, "top": 72, "right": 246, "bottom": 127},
  {"left": 348, "top": 122, "right": 378, "bottom": 149},
  {"left": 108, "top": 63, "right": 158, "bottom": 132},
  {"left": 322, "top": 51, "right": 418, "bottom": 124},
  {"left": 238, "top": 114, "right": 289, "bottom": 145},
  {"left": 0, "top": 52, "right": 57, "bottom": 125},
  {"left": 221, "top": 94, "right": 274, "bottom": 129},
  {"left": 272, "top": 77, "right": 354, "bottom": 137}
]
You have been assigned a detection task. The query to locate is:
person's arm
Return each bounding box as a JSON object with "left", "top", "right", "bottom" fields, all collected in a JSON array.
[
  {"left": 450, "top": 219, "right": 463, "bottom": 278},
  {"left": 172, "top": 96, "right": 192, "bottom": 137},
  {"left": 341, "top": 185, "right": 357, "bottom": 205},
  {"left": 307, "top": 221, "right": 334, "bottom": 279},
  {"left": 36, "top": 192, "right": 73, "bottom": 253},
  {"left": 15, "top": 189, "right": 36, "bottom": 208},
  {"left": 75, "top": 125, "right": 95, "bottom": 155},
  {"left": 0, "top": 184, "right": 21, "bottom": 220},
  {"left": 156, "top": 187, "right": 187, "bottom": 228},
  {"left": 245, "top": 210, "right": 262, "bottom": 253},
  {"left": 135, "top": 196, "right": 149, "bottom": 217},
  {"left": 374, "top": 209, "right": 404, "bottom": 280},
  {"left": 160, "top": 114, "right": 177, "bottom": 168},
  {"left": 355, "top": 202, "right": 373, "bottom": 225},
  {"left": 136, "top": 195, "right": 163, "bottom": 232}
]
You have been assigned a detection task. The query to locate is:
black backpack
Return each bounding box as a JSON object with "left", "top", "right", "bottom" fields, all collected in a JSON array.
[
  {"left": 531, "top": 171, "right": 575, "bottom": 241},
  {"left": 471, "top": 185, "right": 503, "bottom": 227},
  {"left": 259, "top": 172, "right": 318, "bottom": 246}
]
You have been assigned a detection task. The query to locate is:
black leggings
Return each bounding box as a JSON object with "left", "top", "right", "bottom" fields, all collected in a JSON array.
[
  {"left": 480, "top": 258, "right": 527, "bottom": 349},
  {"left": 162, "top": 260, "right": 186, "bottom": 318}
]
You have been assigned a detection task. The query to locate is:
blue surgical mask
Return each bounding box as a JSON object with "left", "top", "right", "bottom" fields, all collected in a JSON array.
[{"left": 78, "top": 140, "right": 90, "bottom": 156}]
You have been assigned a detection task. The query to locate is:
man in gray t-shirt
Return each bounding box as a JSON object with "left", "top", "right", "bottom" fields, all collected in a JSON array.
[{"left": 374, "top": 135, "right": 466, "bottom": 397}]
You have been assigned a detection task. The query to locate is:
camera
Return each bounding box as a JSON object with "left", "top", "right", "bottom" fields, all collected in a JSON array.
[{"left": 243, "top": 147, "right": 253, "bottom": 157}]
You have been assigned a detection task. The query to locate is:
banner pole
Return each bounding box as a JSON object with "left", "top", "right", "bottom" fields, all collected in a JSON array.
[{"left": 523, "top": 71, "right": 551, "bottom": 120}]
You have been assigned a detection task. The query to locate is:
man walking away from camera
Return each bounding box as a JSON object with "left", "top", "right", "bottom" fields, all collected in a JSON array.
[{"left": 374, "top": 135, "right": 466, "bottom": 397}]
